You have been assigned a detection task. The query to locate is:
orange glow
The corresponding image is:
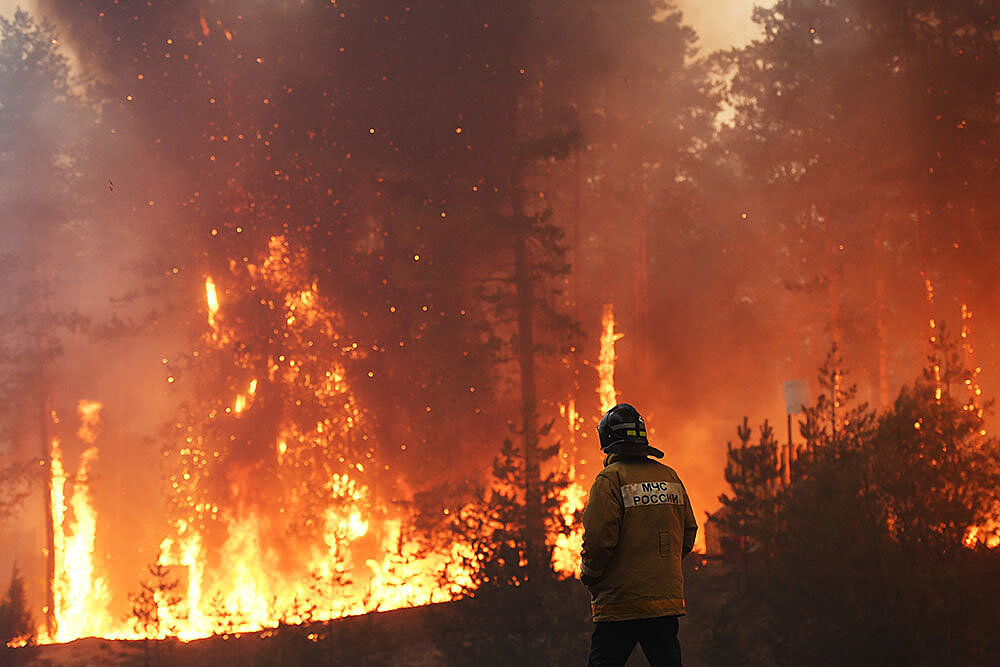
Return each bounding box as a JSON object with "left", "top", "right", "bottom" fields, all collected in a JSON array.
[
  {"left": 42, "top": 402, "right": 113, "bottom": 643},
  {"left": 551, "top": 478, "right": 586, "bottom": 576},
  {"left": 205, "top": 276, "right": 220, "bottom": 332},
  {"left": 597, "top": 303, "right": 624, "bottom": 413},
  {"left": 959, "top": 304, "right": 985, "bottom": 421},
  {"left": 552, "top": 304, "right": 626, "bottom": 575},
  {"left": 35, "top": 236, "right": 483, "bottom": 643},
  {"left": 35, "top": 235, "right": 621, "bottom": 644},
  {"left": 964, "top": 524, "right": 1000, "bottom": 550}
]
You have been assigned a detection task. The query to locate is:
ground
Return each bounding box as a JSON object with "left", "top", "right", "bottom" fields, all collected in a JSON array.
[{"left": 7, "top": 559, "right": 728, "bottom": 667}]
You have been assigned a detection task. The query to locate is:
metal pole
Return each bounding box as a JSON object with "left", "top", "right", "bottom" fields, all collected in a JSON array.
[{"left": 785, "top": 413, "right": 793, "bottom": 486}]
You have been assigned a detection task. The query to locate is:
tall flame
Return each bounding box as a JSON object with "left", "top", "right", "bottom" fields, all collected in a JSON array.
[
  {"left": 553, "top": 304, "right": 625, "bottom": 576},
  {"left": 597, "top": 303, "right": 624, "bottom": 413},
  {"left": 205, "top": 276, "right": 220, "bottom": 334},
  {"left": 44, "top": 401, "right": 112, "bottom": 643}
]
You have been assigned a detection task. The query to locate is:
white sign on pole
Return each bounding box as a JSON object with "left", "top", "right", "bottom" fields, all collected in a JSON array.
[{"left": 784, "top": 380, "right": 810, "bottom": 415}]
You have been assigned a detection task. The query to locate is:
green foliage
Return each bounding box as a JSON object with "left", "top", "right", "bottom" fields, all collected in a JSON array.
[
  {"left": 709, "top": 339, "right": 1000, "bottom": 666},
  {"left": 718, "top": 416, "right": 783, "bottom": 550},
  {"left": 0, "top": 563, "right": 34, "bottom": 646},
  {"left": 421, "top": 438, "right": 568, "bottom": 593},
  {"left": 404, "top": 437, "right": 591, "bottom": 664}
]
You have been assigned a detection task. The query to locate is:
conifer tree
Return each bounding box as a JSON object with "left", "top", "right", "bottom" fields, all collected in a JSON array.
[
  {"left": 0, "top": 9, "right": 90, "bottom": 635},
  {"left": 0, "top": 563, "right": 34, "bottom": 646},
  {"left": 127, "top": 563, "right": 183, "bottom": 639},
  {"left": 709, "top": 336, "right": 1000, "bottom": 666}
]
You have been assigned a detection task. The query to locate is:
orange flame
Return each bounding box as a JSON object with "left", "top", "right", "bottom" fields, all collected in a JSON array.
[
  {"left": 597, "top": 303, "right": 624, "bottom": 413},
  {"left": 552, "top": 304, "right": 626, "bottom": 576},
  {"left": 205, "top": 276, "right": 220, "bottom": 334},
  {"left": 43, "top": 402, "right": 112, "bottom": 643},
  {"left": 38, "top": 235, "right": 606, "bottom": 644}
]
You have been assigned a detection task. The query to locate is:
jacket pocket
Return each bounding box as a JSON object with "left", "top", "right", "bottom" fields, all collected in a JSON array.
[{"left": 658, "top": 531, "right": 671, "bottom": 558}]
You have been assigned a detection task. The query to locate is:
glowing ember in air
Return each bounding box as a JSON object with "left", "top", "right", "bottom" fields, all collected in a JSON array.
[
  {"left": 597, "top": 303, "right": 624, "bottom": 413},
  {"left": 561, "top": 399, "right": 579, "bottom": 436},
  {"left": 959, "top": 304, "right": 985, "bottom": 423}
]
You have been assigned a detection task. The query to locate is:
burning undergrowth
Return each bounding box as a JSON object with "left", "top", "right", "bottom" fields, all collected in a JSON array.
[{"left": 34, "top": 232, "right": 591, "bottom": 645}]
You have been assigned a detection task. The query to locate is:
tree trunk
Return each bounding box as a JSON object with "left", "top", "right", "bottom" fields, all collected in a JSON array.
[
  {"left": 501, "top": 0, "right": 545, "bottom": 580},
  {"left": 513, "top": 213, "right": 546, "bottom": 579},
  {"left": 39, "top": 359, "right": 55, "bottom": 638}
]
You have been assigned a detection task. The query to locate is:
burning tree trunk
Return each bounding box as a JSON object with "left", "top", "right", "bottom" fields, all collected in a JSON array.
[
  {"left": 597, "top": 304, "right": 624, "bottom": 414},
  {"left": 38, "top": 366, "right": 55, "bottom": 638}
]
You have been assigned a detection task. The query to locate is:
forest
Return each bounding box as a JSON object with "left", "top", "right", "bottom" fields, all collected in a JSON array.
[{"left": 1, "top": 1, "right": 999, "bottom": 665}]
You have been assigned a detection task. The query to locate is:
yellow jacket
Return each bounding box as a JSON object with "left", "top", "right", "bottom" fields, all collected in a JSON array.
[{"left": 580, "top": 454, "right": 698, "bottom": 621}]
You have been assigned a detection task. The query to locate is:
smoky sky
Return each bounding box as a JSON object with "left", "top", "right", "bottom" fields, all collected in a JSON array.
[{"left": 3, "top": 0, "right": 997, "bottom": 624}]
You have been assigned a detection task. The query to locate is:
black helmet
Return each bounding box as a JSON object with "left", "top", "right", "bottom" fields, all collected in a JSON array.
[{"left": 597, "top": 403, "right": 663, "bottom": 459}]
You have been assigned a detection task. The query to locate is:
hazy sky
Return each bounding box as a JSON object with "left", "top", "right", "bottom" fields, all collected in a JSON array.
[
  {"left": 0, "top": 0, "right": 28, "bottom": 17},
  {"left": 677, "top": 0, "right": 771, "bottom": 52},
  {"left": 2, "top": 1, "right": 765, "bottom": 53}
]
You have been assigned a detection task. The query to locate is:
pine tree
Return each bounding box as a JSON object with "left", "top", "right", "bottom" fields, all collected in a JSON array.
[
  {"left": 0, "top": 563, "right": 34, "bottom": 646},
  {"left": 718, "top": 416, "right": 783, "bottom": 546},
  {"left": 0, "top": 9, "right": 90, "bottom": 635},
  {"left": 127, "top": 563, "right": 183, "bottom": 639},
  {"left": 411, "top": 437, "right": 584, "bottom": 665},
  {"left": 708, "top": 336, "right": 1000, "bottom": 666}
]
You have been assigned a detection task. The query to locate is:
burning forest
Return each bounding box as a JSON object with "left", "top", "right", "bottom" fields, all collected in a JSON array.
[{"left": 2, "top": 0, "right": 1000, "bottom": 665}]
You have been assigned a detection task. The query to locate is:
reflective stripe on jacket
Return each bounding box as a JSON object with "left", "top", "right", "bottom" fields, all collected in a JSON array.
[{"left": 580, "top": 453, "right": 697, "bottom": 622}]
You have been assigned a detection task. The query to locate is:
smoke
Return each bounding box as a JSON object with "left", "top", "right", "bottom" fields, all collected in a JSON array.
[
  {"left": 674, "top": 0, "right": 772, "bottom": 52},
  {"left": 1, "top": 0, "right": 995, "bottom": 638}
]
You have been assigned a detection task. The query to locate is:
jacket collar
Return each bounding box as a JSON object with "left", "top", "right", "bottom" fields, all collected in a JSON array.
[
  {"left": 604, "top": 452, "right": 653, "bottom": 467},
  {"left": 601, "top": 443, "right": 664, "bottom": 464}
]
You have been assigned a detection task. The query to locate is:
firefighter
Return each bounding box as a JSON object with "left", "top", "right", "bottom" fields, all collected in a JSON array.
[{"left": 580, "top": 403, "right": 698, "bottom": 667}]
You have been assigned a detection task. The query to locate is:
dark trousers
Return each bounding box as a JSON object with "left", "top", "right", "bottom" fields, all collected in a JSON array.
[{"left": 587, "top": 615, "right": 682, "bottom": 667}]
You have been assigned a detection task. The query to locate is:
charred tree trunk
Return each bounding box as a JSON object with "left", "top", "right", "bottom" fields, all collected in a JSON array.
[
  {"left": 514, "top": 226, "right": 545, "bottom": 579},
  {"left": 500, "top": 0, "right": 546, "bottom": 581}
]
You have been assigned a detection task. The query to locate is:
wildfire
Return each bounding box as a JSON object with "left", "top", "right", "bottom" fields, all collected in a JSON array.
[
  {"left": 964, "top": 525, "right": 1000, "bottom": 550},
  {"left": 30, "top": 238, "right": 624, "bottom": 645},
  {"left": 551, "top": 479, "right": 587, "bottom": 576},
  {"left": 959, "top": 304, "right": 985, "bottom": 422},
  {"left": 42, "top": 402, "right": 112, "bottom": 644},
  {"left": 597, "top": 303, "right": 624, "bottom": 413},
  {"left": 205, "top": 276, "right": 220, "bottom": 328},
  {"left": 552, "top": 303, "right": 626, "bottom": 576},
  {"left": 22, "top": 237, "right": 478, "bottom": 644}
]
